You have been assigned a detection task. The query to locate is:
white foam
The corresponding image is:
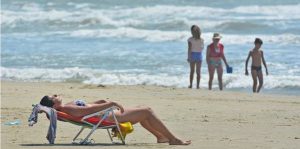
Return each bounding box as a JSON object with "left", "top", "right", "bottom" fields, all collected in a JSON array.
[
  {"left": 20, "top": 2, "right": 42, "bottom": 11},
  {"left": 69, "top": 27, "right": 188, "bottom": 42},
  {"left": 3, "top": 26, "right": 300, "bottom": 44},
  {"left": 1, "top": 67, "right": 95, "bottom": 82},
  {"left": 2, "top": 67, "right": 300, "bottom": 90},
  {"left": 68, "top": 28, "right": 300, "bottom": 44},
  {"left": 221, "top": 74, "right": 300, "bottom": 89},
  {"left": 1, "top": 9, "right": 73, "bottom": 27},
  {"left": 231, "top": 4, "right": 300, "bottom": 20},
  {"left": 2, "top": 3, "right": 300, "bottom": 29}
]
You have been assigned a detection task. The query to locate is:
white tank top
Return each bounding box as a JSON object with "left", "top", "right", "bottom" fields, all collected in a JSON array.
[{"left": 188, "top": 37, "right": 204, "bottom": 52}]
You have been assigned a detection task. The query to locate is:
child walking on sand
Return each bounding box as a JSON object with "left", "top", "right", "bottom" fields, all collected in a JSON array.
[
  {"left": 187, "top": 25, "right": 204, "bottom": 89},
  {"left": 245, "top": 38, "right": 269, "bottom": 93}
]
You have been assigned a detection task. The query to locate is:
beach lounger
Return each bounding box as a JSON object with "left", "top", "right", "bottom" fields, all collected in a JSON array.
[{"left": 29, "top": 105, "right": 133, "bottom": 145}]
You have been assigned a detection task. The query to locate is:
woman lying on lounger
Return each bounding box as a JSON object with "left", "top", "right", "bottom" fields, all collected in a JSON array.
[{"left": 40, "top": 94, "right": 191, "bottom": 145}]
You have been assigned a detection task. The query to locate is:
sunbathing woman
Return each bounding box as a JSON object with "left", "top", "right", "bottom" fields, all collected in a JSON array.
[{"left": 40, "top": 95, "right": 191, "bottom": 145}]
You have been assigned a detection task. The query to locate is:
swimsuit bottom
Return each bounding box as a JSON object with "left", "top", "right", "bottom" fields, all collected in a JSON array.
[
  {"left": 74, "top": 99, "right": 86, "bottom": 106},
  {"left": 191, "top": 52, "right": 202, "bottom": 62},
  {"left": 251, "top": 66, "right": 262, "bottom": 72},
  {"left": 209, "top": 59, "right": 222, "bottom": 68}
]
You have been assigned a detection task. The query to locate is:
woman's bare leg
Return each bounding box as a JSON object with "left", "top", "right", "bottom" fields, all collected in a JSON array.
[
  {"left": 110, "top": 106, "right": 191, "bottom": 145},
  {"left": 196, "top": 62, "right": 202, "bottom": 89},
  {"left": 208, "top": 65, "right": 215, "bottom": 90},
  {"left": 189, "top": 62, "right": 196, "bottom": 88},
  {"left": 140, "top": 120, "right": 169, "bottom": 143},
  {"left": 217, "top": 64, "right": 223, "bottom": 90},
  {"left": 116, "top": 106, "right": 168, "bottom": 143}
]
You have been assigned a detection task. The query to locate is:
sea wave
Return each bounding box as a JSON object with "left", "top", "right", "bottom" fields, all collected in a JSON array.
[
  {"left": 2, "top": 67, "right": 300, "bottom": 90},
  {"left": 67, "top": 29, "right": 300, "bottom": 44},
  {"left": 5, "top": 28, "right": 300, "bottom": 44},
  {"left": 2, "top": 4, "right": 300, "bottom": 33}
]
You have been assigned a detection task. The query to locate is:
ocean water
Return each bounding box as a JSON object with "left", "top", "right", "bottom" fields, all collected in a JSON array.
[{"left": 1, "top": 0, "right": 300, "bottom": 95}]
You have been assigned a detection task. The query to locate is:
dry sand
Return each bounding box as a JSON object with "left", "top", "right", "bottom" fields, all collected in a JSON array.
[{"left": 1, "top": 81, "right": 300, "bottom": 149}]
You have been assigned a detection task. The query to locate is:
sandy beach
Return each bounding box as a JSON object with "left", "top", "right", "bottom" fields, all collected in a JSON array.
[{"left": 1, "top": 81, "right": 299, "bottom": 149}]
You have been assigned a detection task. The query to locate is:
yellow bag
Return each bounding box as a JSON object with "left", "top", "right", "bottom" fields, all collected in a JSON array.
[{"left": 112, "top": 122, "right": 134, "bottom": 139}]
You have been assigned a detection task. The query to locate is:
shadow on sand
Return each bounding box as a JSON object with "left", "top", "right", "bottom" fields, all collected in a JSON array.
[
  {"left": 20, "top": 143, "right": 158, "bottom": 147},
  {"left": 20, "top": 143, "right": 125, "bottom": 147}
]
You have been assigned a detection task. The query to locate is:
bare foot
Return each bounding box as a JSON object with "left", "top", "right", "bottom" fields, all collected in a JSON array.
[
  {"left": 169, "top": 138, "right": 191, "bottom": 145},
  {"left": 157, "top": 138, "right": 169, "bottom": 143}
]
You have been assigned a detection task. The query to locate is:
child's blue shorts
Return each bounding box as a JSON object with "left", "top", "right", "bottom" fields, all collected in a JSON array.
[{"left": 191, "top": 52, "right": 202, "bottom": 62}]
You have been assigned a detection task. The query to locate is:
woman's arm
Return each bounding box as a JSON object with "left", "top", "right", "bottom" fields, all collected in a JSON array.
[
  {"left": 61, "top": 101, "right": 124, "bottom": 117},
  {"left": 187, "top": 41, "right": 192, "bottom": 62},
  {"left": 200, "top": 38, "right": 204, "bottom": 51},
  {"left": 261, "top": 51, "right": 268, "bottom": 75},
  {"left": 206, "top": 46, "right": 210, "bottom": 65},
  {"left": 221, "top": 52, "right": 229, "bottom": 67}
]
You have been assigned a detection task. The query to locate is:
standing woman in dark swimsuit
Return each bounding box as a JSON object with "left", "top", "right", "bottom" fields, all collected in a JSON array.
[{"left": 206, "top": 33, "right": 230, "bottom": 90}]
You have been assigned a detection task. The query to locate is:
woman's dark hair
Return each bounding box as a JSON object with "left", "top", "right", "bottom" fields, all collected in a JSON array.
[
  {"left": 190, "top": 25, "right": 200, "bottom": 39},
  {"left": 190, "top": 25, "right": 197, "bottom": 32},
  {"left": 254, "top": 38, "right": 263, "bottom": 45},
  {"left": 40, "top": 96, "right": 54, "bottom": 107}
]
